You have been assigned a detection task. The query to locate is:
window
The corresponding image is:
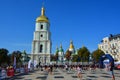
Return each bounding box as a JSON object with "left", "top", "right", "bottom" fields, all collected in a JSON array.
[
  {"left": 40, "top": 34, "right": 43, "bottom": 37},
  {"left": 41, "top": 25, "right": 43, "bottom": 29},
  {"left": 40, "top": 45, "right": 43, "bottom": 53}
]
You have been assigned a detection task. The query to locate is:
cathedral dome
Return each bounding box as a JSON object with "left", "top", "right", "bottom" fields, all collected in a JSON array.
[
  {"left": 69, "top": 40, "right": 74, "bottom": 51},
  {"left": 36, "top": 7, "right": 49, "bottom": 23},
  {"left": 59, "top": 44, "right": 64, "bottom": 52},
  {"left": 36, "top": 15, "right": 49, "bottom": 23}
]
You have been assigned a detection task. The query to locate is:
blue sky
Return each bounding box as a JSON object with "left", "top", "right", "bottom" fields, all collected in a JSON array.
[{"left": 0, "top": 0, "right": 120, "bottom": 54}]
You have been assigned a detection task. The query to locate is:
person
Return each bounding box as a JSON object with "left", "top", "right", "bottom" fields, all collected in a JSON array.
[
  {"left": 1, "top": 67, "right": 7, "bottom": 79},
  {"left": 65, "top": 64, "right": 68, "bottom": 71},
  {"left": 77, "top": 65, "right": 82, "bottom": 80},
  {"left": 107, "top": 62, "right": 115, "bottom": 80},
  {"left": 49, "top": 65, "right": 53, "bottom": 75}
]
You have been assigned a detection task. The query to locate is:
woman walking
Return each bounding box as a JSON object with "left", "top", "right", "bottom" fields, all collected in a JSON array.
[{"left": 77, "top": 65, "right": 82, "bottom": 80}]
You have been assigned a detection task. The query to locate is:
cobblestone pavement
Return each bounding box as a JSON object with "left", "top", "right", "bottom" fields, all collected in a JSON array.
[{"left": 8, "top": 68, "right": 120, "bottom": 80}]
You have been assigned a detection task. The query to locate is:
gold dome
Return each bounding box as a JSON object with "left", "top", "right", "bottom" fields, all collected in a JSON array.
[
  {"left": 69, "top": 40, "right": 74, "bottom": 49},
  {"left": 36, "top": 7, "right": 49, "bottom": 23}
]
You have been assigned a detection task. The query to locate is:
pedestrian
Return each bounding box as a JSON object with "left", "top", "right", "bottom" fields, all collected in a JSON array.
[
  {"left": 1, "top": 67, "right": 7, "bottom": 80},
  {"left": 49, "top": 65, "right": 53, "bottom": 75},
  {"left": 107, "top": 62, "right": 115, "bottom": 80},
  {"left": 65, "top": 64, "right": 68, "bottom": 71},
  {"left": 77, "top": 65, "right": 82, "bottom": 80}
]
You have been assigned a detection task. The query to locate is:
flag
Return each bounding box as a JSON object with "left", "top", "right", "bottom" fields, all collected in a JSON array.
[{"left": 13, "top": 56, "right": 16, "bottom": 69}]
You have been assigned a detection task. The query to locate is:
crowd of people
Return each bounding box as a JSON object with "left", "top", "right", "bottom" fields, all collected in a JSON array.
[
  {"left": 36, "top": 63, "right": 116, "bottom": 80},
  {"left": 0, "top": 62, "right": 116, "bottom": 80},
  {"left": 36, "top": 63, "right": 99, "bottom": 80},
  {"left": 0, "top": 65, "right": 29, "bottom": 80}
]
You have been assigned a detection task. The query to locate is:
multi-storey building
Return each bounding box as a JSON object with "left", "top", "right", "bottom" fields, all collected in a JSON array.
[{"left": 98, "top": 34, "right": 120, "bottom": 61}]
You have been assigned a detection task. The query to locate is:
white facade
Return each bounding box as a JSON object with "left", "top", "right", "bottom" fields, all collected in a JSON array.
[
  {"left": 31, "top": 6, "right": 51, "bottom": 65},
  {"left": 98, "top": 34, "right": 120, "bottom": 61},
  {"left": 58, "top": 45, "right": 64, "bottom": 63}
]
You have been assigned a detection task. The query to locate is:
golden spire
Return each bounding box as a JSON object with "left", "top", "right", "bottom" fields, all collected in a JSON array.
[
  {"left": 41, "top": 7, "right": 45, "bottom": 16},
  {"left": 36, "top": 5, "right": 49, "bottom": 23}
]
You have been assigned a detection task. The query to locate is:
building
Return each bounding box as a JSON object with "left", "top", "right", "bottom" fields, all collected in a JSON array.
[
  {"left": 31, "top": 6, "right": 52, "bottom": 65},
  {"left": 68, "top": 40, "right": 75, "bottom": 54},
  {"left": 58, "top": 44, "right": 64, "bottom": 63},
  {"left": 98, "top": 34, "right": 120, "bottom": 61}
]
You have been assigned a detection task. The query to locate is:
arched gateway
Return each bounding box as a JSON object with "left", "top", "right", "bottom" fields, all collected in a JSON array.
[{"left": 99, "top": 54, "right": 114, "bottom": 68}]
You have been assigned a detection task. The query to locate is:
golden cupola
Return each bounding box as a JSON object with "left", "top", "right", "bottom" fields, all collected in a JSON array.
[
  {"left": 36, "top": 6, "right": 49, "bottom": 23},
  {"left": 69, "top": 40, "right": 74, "bottom": 51}
]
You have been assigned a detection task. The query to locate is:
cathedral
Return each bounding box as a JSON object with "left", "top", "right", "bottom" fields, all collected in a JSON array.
[
  {"left": 30, "top": 5, "right": 77, "bottom": 65},
  {"left": 31, "top": 6, "right": 51, "bottom": 65},
  {"left": 55, "top": 40, "right": 76, "bottom": 64}
]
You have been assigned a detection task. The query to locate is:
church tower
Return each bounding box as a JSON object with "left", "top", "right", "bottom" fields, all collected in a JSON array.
[
  {"left": 31, "top": 6, "right": 51, "bottom": 65},
  {"left": 58, "top": 44, "right": 64, "bottom": 64}
]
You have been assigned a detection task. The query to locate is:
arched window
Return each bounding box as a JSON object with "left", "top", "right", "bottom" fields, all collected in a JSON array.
[
  {"left": 40, "top": 34, "right": 43, "bottom": 37},
  {"left": 41, "top": 25, "right": 43, "bottom": 29},
  {"left": 40, "top": 44, "right": 43, "bottom": 53}
]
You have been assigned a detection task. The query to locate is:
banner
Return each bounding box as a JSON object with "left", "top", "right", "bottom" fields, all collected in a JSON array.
[{"left": 13, "top": 56, "right": 16, "bottom": 69}]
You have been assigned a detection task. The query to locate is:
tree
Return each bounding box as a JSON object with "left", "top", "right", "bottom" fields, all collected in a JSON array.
[
  {"left": 21, "top": 50, "right": 30, "bottom": 65},
  {"left": 50, "top": 54, "right": 56, "bottom": 61},
  {"left": 72, "top": 54, "right": 79, "bottom": 62},
  {"left": 65, "top": 50, "right": 71, "bottom": 61},
  {"left": 11, "top": 51, "right": 22, "bottom": 66},
  {"left": 92, "top": 49, "right": 105, "bottom": 63},
  {"left": 0, "top": 48, "right": 9, "bottom": 66},
  {"left": 78, "top": 46, "right": 90, "bottom": 62}
]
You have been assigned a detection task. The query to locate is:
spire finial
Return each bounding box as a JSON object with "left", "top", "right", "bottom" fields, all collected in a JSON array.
[
  {"left": 60, "top": 43, "right": 62, "bottom": 48},
  {"left": 70, "top": 40, "right": 73, "bottom": 44},
  {"left": 41, "top": 0, "right": 45, "bottom": 16},
  {"left": 41, "top": 7, "right": 45, "bottom": 16},
  {"left": 42, "top": 0, "right": 44, "bottom": 7}
]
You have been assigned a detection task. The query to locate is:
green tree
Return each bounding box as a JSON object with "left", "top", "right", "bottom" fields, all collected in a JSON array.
[
  {"left": 92, "top": 49, "right": 105, "bottom": 62},
  {"left": 50, "top": 54, "right": 56, "bottom": 61},
  {"left": 0, "top": 48, "right": 9, "bottom": 66},
  {"left": 65, "top": 50, "right": 71, "bottom": 61},
  {"left": 21, "top": 50, "right": 30, "bottom": 65},
  {"left": 78, "top": 46, "right": 90, "bottom": 62},
  {"left": 72, "top": 54, "right": 79, "bottom": 62},
  {"left": 11, "top": 51, "right": 22, "bottom": 66}
]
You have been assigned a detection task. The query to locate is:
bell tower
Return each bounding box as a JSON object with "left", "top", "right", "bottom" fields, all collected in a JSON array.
[{"left": 31, "top": 5, "right": 51, "bottom": 65}]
